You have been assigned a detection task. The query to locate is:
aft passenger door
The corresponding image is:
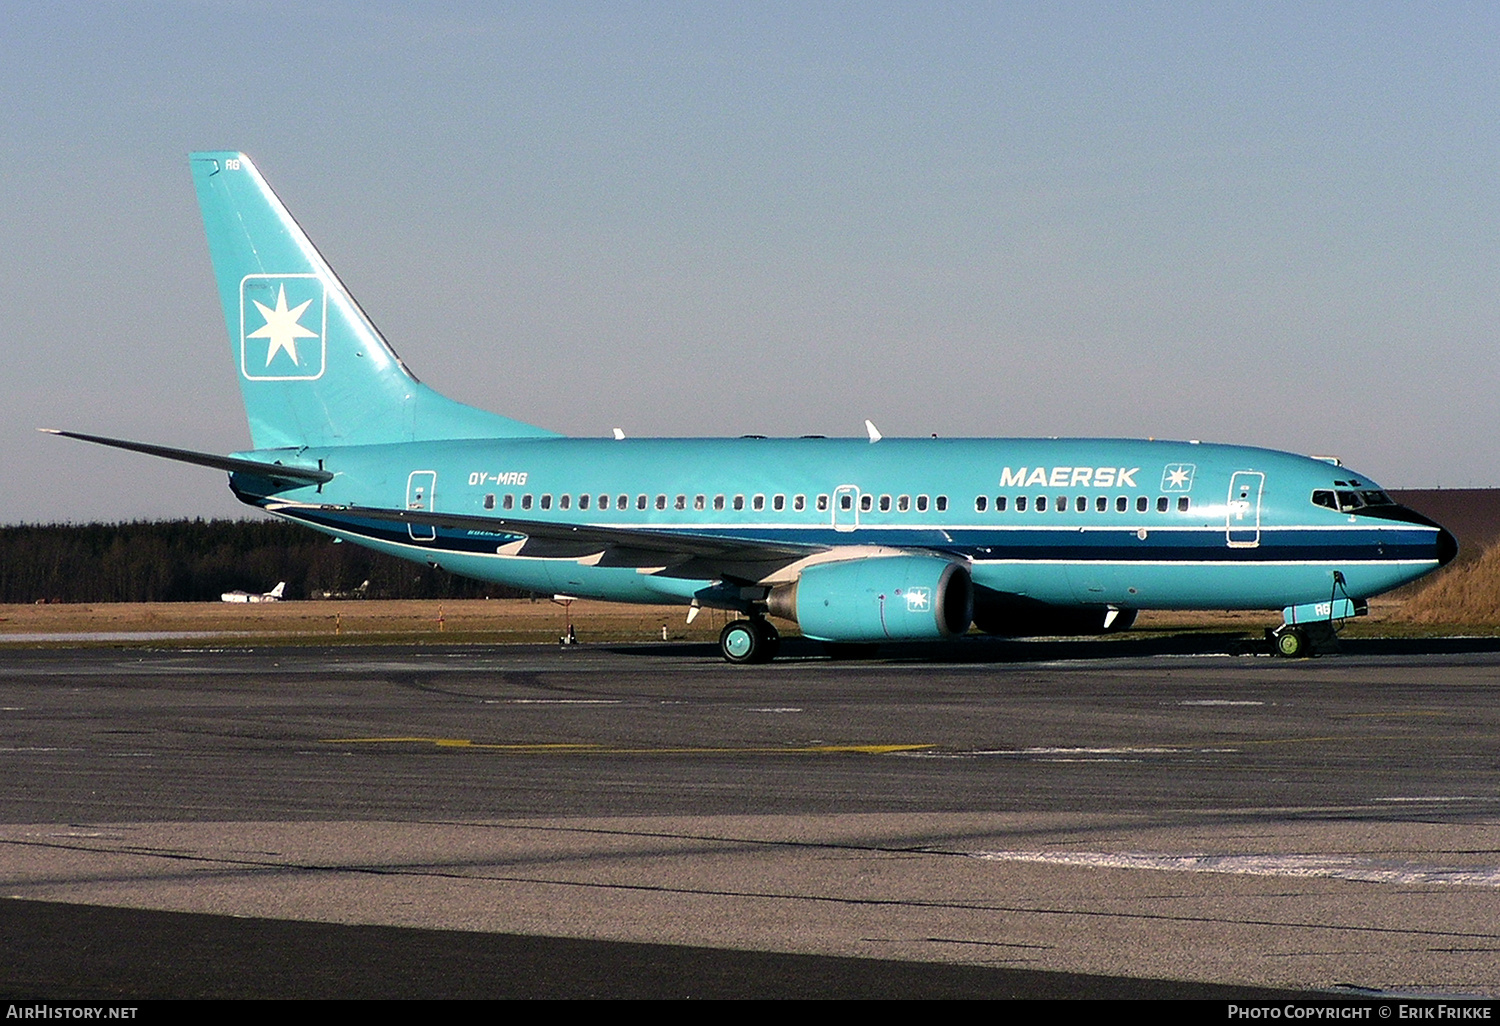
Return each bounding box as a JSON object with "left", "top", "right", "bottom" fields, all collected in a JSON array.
[
  {"left": 406, "top": 470, "right": 437, "bottom": 541},
  {"left": 1226, "top": 471, "right": 1264, "bottom": 548}
]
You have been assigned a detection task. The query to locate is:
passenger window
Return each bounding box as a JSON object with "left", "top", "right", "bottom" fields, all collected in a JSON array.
[
  {"left": 656, "top": 494, "right": 667, "bottom": 510},
  {"left": 818, "top": 495, "right": 831, "bottom": 512},
  {"left": 675, "top": 495, "right": 686, "bottom": 510},
  {"left": 839, "top": 494, "right": 852, "bottom": 511},
  {"left": 773, "top": 494, "right": 785, "bottom": 511},
  {"left": 1177, "top": 496, "right": 1190, "bottom": 512},
  {"left": 879, "top": 495, "right": 891, "bottom": 512},
  {"left": 916, "top": 494, "right": 929, "bottom": 512},
  {"left": 1095, "top": 496, "right": 1107, "bottom": 512},
  {"left": 1116, "top": 496, "right": 1127, "bottom": 512},
  {"left": 860, "top": 495, "right": 873, "bottom": 512},
  {"left": 995, "top": 496, "right": 1007, "bottom": 511},
  {"left": 897, "top": 495, "right": 910, "bottom": 512},
  {"left": 1156, "top": 496, "right": 1168, "bottom": 513},
  {"left": 559, "top": 494, "right": 571, "bottom": 511},
  {"left": 578, "top": 494, "right": 590, "bottom": 510},
  {"left": 1136, "top": 497, "right": 1148, "bottom": 513},
  {"left": 503, "top": 494, "right": 515, "bottom": 511},
  {"left": 713, "top": 495, "right": 725, "bottom": 511},
  {"left": 483, "top": 494, "right": 495, "bottom": 510},
  {"left": 1076, "top": 496, "right": 1086, "bottom": 512},
  {"left": 1056, "top": 495, "right": 1066, "bottom": 513},
  {"left": 599, "top": 495, "right": 609, "bottom": 510},
  {"left": 637, "top": 494, "right": 648, "bottom": 510},
  {"left": 1037, "top": 496, "right": 1048, "bottom": 512},
  {"left": 540, "top": 494, "right": 552, "bottom": 510},
  {"left": 617, "top": 494, "right": 628, "bottom": 510},
  {"left": 752, "top": 494, "right": 765, "bottom": 511},
  {"left": 521, "top": 494, "right": 533, "bottom": 511},
  {"left": 733, "top": 495, "right": 745, "bottom": 511},
  {"left": 935, "top": 495, "right": 948, "bottom": 512},
  {"left": 793, "top": 495, "right": 805, "bottom": 512},
  {"left": 1016, "top": 495, "right": 1028, "bottom": 511},
  {"left": 694, "top": 494, "right": 705, "bottom": 510},
  {"left": 975, "top": 496, "right": 988, "bottom": 512}
]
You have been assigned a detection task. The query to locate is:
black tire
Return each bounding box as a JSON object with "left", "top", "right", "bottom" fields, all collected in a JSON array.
[
  {"left": 720, "top": 620, "right": 769, "bottom": 664},
  {"left": 754, "top": 620, "right": 781, "bottom": 662},
  {"left": 1274, "top": 627, "right": 1308, "bottom": 658}
]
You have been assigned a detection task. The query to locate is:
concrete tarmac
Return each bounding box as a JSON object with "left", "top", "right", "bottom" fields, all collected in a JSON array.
[{"left": 2, "top": 641, "right": 1498, "bottom": 997}]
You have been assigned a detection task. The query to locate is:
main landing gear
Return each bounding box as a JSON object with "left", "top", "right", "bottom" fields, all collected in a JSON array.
[{"left": 719, "top": 618, "right": 780, "bottom": 664}]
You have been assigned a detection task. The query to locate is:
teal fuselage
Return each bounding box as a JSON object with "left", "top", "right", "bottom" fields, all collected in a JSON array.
[{"left": 232, "top": 435, "right": 1450, "bottom": 615}]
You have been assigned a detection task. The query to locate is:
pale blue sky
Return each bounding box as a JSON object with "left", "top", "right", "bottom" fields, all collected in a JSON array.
[{"left": 3, "top": 2, "right": 1496, "bottom": 521}]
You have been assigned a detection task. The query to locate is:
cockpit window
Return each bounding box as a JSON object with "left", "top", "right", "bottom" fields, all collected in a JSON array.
[{"left": 1314, "top": 487, "right": 1396, "bottom": 512}]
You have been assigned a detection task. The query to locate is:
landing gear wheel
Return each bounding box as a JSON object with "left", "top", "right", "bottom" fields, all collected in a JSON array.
[
  {"left": 720, "top": 620, "right": 777, "bottom": 664},
  {"left": 1274, "top": 627, "right": 1308, "bottom": 658}
]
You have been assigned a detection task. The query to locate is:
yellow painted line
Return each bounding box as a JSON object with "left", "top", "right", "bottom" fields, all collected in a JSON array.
[{"left": 321, "top": 737, "right": 933, "bottom": 756}]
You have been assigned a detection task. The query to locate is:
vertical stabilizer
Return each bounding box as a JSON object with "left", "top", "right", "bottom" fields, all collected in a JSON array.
[{"left": 191, "top": 152, "right": 558, "bottom": 449}]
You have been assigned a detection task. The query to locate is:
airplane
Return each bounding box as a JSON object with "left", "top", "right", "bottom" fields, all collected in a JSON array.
[
  {"left": 221, "top": 581, "right": 286, "bottom": 604},
  {"left": 46, "top": 151, "right": 1457, "bottom": 662}
]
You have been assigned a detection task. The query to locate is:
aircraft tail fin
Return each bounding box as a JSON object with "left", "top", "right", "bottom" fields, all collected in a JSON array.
[
  {"left": 190, "top": 152, "right": 558, "bottom": 450},
  {"left": 268, "top": 582, "right": 285, "bottom": 599}
]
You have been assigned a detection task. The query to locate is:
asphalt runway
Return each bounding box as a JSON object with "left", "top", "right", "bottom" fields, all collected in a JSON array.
[{"left": 2, "top": 638, "right": 1499, "bottom": 998}]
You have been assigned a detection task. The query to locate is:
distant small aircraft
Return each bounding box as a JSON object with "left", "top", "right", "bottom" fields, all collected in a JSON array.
[
  {"left": 47, "top": 152, "right": 1456, "bottom": 661},
  {"left": 221, "top": 582, "right": 285, "bottom": 604}
]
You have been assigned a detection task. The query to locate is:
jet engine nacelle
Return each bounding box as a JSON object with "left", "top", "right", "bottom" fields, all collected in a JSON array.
[{"left": 768, "top": 556, "right": 973, "bottom": 642}]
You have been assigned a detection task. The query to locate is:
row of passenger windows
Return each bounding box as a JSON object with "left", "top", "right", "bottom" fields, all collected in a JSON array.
[
  {"left": 478, "top": 490, "right": 1189, "bottom": 515},
  {"left": 481, "top": 492, "right": 954, "bottom": 513},
  {"left": 977, "top": 495, "right": 1191, "bottom": 514}
]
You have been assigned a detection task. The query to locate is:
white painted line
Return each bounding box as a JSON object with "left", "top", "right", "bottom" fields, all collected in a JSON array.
[{"left": 968, "top": 850, "right": 1500, "bottom": 888}]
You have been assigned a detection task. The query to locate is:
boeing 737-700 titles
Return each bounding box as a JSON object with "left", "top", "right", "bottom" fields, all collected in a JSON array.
[{"left": 47, "top": 153, "right": 1456, "bottom": 661}]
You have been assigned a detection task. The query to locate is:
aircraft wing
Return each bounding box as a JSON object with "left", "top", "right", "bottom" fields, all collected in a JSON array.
[{"left": 263, "top": 500, "right": 828, "bottom": 579}]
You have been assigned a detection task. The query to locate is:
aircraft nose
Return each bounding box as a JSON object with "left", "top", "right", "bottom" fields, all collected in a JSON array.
[{"left": 1435, "top": 525, "right": 1459, "bottom": 567}]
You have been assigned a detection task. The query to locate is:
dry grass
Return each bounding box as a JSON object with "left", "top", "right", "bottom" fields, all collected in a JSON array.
[
  {"left": 5, "top": 553, "right": 1498, "bottom": 647},
  {"left": 0, "top": 598, "right": 739, "bottom": 646},
  {"left": 1388, "top": 543, "right": 1500, "bottom": 626}
]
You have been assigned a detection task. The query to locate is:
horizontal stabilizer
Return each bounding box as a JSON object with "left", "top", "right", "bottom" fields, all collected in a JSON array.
[{"left": 41, "top": 429, "right": 333, "bottom": 485}]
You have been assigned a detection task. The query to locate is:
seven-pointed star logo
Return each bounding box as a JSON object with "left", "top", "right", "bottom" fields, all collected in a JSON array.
[
  {"left": 1162, "top": 463, "right": 1196, "bottom": 491},
  {"left": 246, "top": 284, "right": 318, "bottom": 367}
]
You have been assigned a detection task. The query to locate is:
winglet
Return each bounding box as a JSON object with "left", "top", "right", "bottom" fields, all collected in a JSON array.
[{"left": 864, "top": 419, "right": 882, "bottom": 443}]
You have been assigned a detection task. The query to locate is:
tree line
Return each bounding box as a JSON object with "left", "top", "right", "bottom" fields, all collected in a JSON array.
[{"left": 0, "top": 520, "right": 532, "bottom": 603}]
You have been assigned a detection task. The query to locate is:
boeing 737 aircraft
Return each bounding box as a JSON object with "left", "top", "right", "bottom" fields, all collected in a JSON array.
[{"left": 48, "top": 152, "right": 1456, "bottom": 661}]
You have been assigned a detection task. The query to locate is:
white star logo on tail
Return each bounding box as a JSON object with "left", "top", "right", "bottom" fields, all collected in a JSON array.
[{"left": 247, "top": 284, "right": 318, "bottom": 367}]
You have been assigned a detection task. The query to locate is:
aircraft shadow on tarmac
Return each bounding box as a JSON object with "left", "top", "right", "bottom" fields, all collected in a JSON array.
[{"left": 605, "top": 632, "right": 1500, "bottom": 663}]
